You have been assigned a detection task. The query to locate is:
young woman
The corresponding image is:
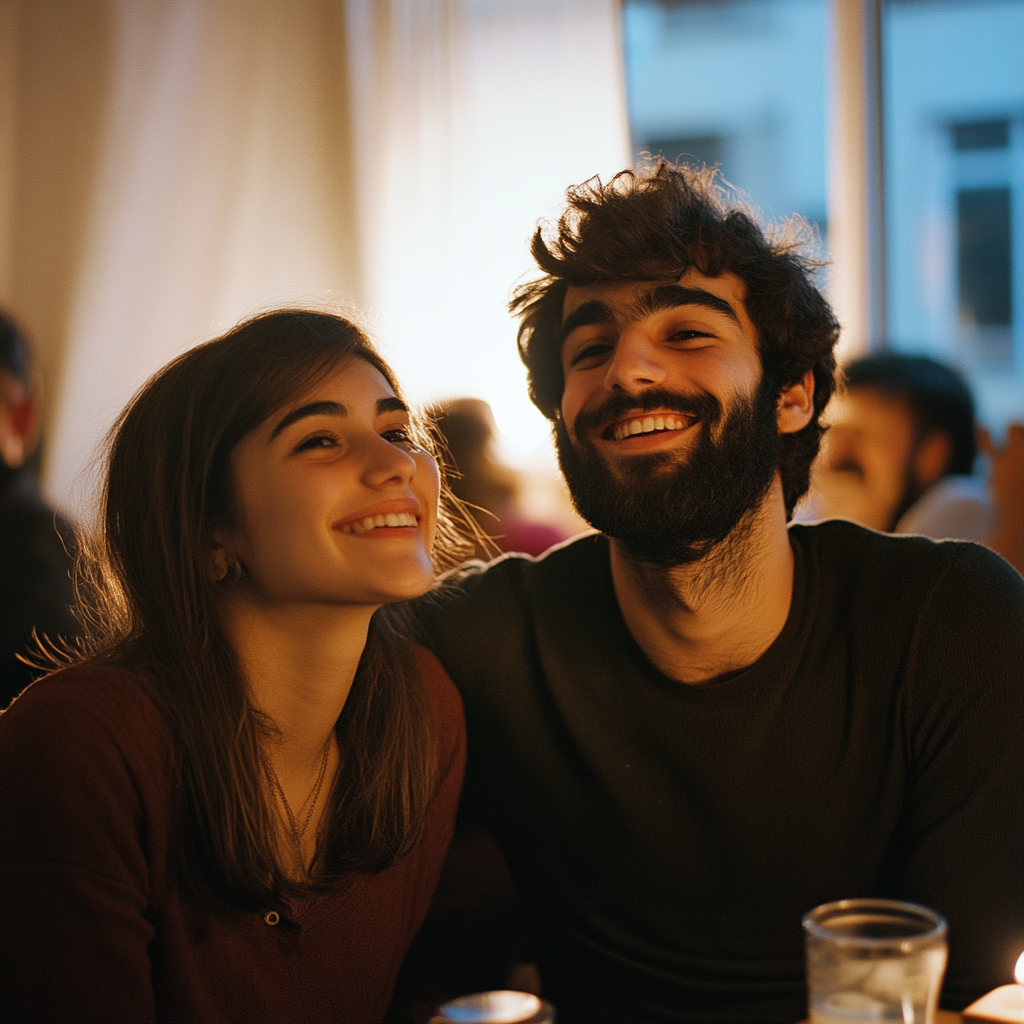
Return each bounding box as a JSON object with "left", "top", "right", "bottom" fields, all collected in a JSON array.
[{"left": 0, "top": 309, "right": 467, "bottom": 1023}]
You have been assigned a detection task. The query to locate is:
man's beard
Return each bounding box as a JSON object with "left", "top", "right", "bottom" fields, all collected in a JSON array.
[{"left": 555, "top": 378, "right": 782, "bottom": 567}]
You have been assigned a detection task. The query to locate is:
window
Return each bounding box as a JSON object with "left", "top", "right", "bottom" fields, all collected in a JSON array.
[
  {"left": 622, "top": 0, "right": 828, "bottom": 232},
  {"left": 952, "top": 119, "right": 1013, "bottom": 365},
  {"left": 884, "top": 0, "right": 1024, "bottom": 426}
]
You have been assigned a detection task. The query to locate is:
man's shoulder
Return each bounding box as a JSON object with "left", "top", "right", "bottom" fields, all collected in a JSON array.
[
  {"left": 792, "top": 516, "right": 1004, "bottom": 570},
  {"left": 432, "top": 531, "right": 607, "bottom": 604},
  {"left": 415, "top": 532, "right": 612, "bottom": 679},
  {"left": 791, "top": 519, "right": 1024, "bottom": 624}
]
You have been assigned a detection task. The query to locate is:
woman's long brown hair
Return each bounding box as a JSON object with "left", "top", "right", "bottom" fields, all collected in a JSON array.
[{"left": 69, "top": 309, "right": 468, "bottom": 907}]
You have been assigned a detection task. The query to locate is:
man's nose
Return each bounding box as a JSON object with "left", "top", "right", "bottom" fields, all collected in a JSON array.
[{"left": 603, "top": 329, "right": 667, "bottom": 393}]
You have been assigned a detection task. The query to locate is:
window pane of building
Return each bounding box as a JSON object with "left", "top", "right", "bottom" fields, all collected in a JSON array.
[
  {"left": 622, "top": 0, "right": 828, "bottom": 234},
  {"left": 883, "top": 0, "right": 1024, "bottom": 428},
  {"left": 958, "top": 186, "right": 1012, "bottom": 327}
]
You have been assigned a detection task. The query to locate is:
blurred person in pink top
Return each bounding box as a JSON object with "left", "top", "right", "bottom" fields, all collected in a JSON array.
[{"left": 431, "top": 397, "right": 571, "bottom": 559}]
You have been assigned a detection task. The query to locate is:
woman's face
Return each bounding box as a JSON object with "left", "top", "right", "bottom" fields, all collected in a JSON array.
[{"left": 218, "top": 357, "right": 440, "bottom": 611}]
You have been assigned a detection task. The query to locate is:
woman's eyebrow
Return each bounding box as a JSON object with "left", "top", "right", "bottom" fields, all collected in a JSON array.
[
  {"left": 270, "top": 396, "right": 408, "bottom": 441},
  {"left": 377, "top": 397, "right": 408, "bottom": 415},
  {"left": 270, "top": 401, "right": 345, "bottom": 440}
]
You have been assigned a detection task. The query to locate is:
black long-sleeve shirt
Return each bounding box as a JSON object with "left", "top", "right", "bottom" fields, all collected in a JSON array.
[{"left": 417, "top": 522, "right": 1024, "bottom": 1024}]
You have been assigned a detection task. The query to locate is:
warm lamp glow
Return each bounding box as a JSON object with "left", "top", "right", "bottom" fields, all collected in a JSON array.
[{"left": 964, "top": 952, "right": 1024, "bottom": 1021}]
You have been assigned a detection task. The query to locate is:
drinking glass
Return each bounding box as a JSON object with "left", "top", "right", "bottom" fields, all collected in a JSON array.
[{"left": 803, "top": 898, "right": 948, "bottom": 1023}]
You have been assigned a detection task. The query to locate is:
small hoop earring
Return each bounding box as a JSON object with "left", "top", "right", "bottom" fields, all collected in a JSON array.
[
  {"left": 210, "top": 551, "right": 229, "bottom": 582},
  {"left": 210, "top": 551, "right": 243, "bottom": 583}
]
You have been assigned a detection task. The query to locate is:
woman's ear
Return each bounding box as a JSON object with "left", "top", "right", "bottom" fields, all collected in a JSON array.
[
  {"left": 777, "top": 369, "right": 816, "bottom": 435},
  {"left": 208, "top": 525, "right": 240, "bottom": 583}
]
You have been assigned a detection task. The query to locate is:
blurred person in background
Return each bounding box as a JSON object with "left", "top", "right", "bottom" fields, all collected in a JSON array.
[
  {"left": 978, "top": 421, "right": 1024, "bottom": 576},
  {"left": 0, "top": 308, "right": 79, "bottom": 709},
  {"left": 807, "top": 351, "right": 1023, "bottom": 573},
  {"left": 0, "top": 310, "right": 466, "bottom": 1023},
  {"left": 431, "top": 397, "right": 570, "bottom": 560}
]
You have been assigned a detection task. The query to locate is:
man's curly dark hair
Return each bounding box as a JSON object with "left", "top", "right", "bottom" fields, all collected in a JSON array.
[{"left": 509, "top": 159, "right": 840, "bottom": 517}]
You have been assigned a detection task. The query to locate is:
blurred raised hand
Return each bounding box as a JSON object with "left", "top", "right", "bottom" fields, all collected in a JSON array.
[{"left": 978, "top": 422, "right": 1024, "bottom": 575}]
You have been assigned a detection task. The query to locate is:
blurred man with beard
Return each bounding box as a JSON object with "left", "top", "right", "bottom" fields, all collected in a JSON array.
[
  {"left": 807, "top": 352, "right": 993, "bottom": 540},
  {"left": 416, "top": 162, "right": 1023, "bottom": 1023}
]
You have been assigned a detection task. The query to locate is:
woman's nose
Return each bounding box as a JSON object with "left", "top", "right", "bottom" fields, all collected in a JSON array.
[
  {"left": 361, "top": 434, "right": 417, "bottom": 488},
  {"left": 604, "top": 330, "right": 667, "bottom": 392}
]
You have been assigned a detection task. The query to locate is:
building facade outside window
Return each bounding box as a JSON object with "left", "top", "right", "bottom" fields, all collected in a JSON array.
[{"left": 884, "top": 0, "right": 1023, "bottom": 429}]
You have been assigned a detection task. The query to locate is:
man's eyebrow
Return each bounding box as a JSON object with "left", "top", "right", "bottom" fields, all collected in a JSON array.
[
  {"left": 561, "top": 287, "right": 741, "bottom": 343},
  {"left": 561, "top": 300, "right": 617, "bottom": 342},
  {"left": 634, "top": 285, "right": 741, "bottom": 324},
  {"left": 270, "top": 396, "right": 408, "bottom": 441}
]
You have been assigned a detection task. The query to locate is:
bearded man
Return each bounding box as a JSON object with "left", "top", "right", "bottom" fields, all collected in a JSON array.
[{"left": 416, "top": 162, "right": 1024, "bottom": 1024}]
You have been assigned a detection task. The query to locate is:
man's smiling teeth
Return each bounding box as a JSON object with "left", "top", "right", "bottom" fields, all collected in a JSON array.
[
  {"left": 611, "top": 415, "right": 689, "bottom": 442},
  {"left": 340, "top": 512, "right": 418, "bottom": 535}
]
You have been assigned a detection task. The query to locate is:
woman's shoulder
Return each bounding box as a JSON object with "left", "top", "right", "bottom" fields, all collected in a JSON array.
[
  {"left": 411, "top": 644, "right": 464, "bottom": 706},
  {"left": 0, "top": 662, "right": 168, "bottom": 758},
  {"left": 0, "top": 662, "right": 175, "bottom": 879},
  {"left": 410, "top": 643, "right": 466, "bottom": 756}
]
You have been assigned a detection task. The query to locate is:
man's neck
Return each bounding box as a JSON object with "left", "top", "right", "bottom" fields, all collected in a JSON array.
[{"left": 609, "top": 476, "right": 796, "bottom": 685}]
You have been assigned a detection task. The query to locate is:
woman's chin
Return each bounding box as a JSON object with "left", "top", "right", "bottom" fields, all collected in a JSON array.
[{"left": 363, "top": 564, "right": 437, "bottom": 606}]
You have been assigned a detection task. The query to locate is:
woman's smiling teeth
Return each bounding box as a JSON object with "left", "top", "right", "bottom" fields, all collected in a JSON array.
[
  {"left": 340, "top": 512, "right": 418, "bottom": 535},
  {"left": 610, "top": 414, "right": 690, "bottom": 442}
]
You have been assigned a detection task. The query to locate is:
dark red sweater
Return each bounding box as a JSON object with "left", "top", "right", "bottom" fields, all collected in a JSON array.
[{"left": 0, "top": 649, "right": 465, "bottom": 1023}]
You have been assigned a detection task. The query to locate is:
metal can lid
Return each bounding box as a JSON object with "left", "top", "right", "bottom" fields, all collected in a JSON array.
[{"left": 436, "top": 991, "right": 543, "bottom": 1022}]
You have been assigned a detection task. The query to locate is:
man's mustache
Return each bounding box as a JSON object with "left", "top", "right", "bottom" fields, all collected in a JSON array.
[{"left": 570, "top": 388, "right": 723, "bottom": 440}]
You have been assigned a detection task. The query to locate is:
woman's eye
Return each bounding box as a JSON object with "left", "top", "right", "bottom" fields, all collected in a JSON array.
[
  {"left": 296, "top": 434, "right": 337, "bottom": 452},
  {"left": 381, "top": 427, "right": 413, "bottom": 444},
  {"left": 671, "top": 329, "right": 713, "bottom": 343}
]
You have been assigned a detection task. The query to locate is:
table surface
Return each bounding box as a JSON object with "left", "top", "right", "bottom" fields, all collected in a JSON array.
[{"left": 797, "top": 1013, "right": 963, "bottom": 1023}]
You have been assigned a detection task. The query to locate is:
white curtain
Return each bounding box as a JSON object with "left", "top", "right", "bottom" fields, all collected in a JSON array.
[
  {"left": 344, "top": 0, "right": 630, "bottom": 462},
  {"left": 47, "top": 0, "right": 360, "bottom": 512},
  {"left": 41, "top": 0, "right": 630, "bottom": 515}
]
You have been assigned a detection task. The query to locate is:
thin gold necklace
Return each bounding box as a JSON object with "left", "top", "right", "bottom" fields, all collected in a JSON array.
[{"left": 264, "top": 737, "right": 332, "bottom": 847}]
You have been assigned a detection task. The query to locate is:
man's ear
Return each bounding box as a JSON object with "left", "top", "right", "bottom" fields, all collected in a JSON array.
[
  {"left": 912, "top": 429, "right": 952, "bottom": 489},
  {"left": 777, "top": 369, "right": 815, "bottom": 435}
]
